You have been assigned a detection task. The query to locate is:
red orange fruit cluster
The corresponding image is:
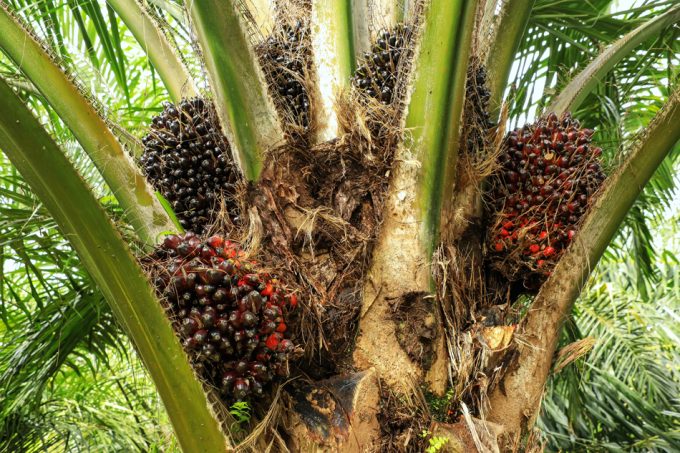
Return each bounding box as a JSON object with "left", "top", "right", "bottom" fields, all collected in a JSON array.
[
  {"left": 150, "top": 233, "right": 297, "bottom": 401},
  {"left": 487, "top": 112, "right": 606, "bottom": 288}
]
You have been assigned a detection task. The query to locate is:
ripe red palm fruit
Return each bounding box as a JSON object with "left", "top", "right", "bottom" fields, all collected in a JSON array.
[
  {"left": 148, "top": 233, "right": 298, "bottom": 401},
  {"left": 487, "top": 112, "right": 606, "bottom": 289}
]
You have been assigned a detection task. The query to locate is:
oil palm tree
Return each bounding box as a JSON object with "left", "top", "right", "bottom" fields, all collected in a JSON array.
[{"left": 0, "top": 0, "right": 678, "bottom": 451}]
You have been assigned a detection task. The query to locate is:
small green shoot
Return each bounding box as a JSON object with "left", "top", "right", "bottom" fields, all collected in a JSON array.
[
  {"left": 229, "top": 401, "right": 252, "bottom": 433},
  {"left": 155, "top": 191, "right": 184, "bottom": 233},
  {"left": 419, "top": 430, "right": 450, "bottom": 453},
  {"left": 426, "top": 436, "right": 450, "bottom": 453},
  {"left": 426, "top": 388, "right": 455, "bottom": 421}
]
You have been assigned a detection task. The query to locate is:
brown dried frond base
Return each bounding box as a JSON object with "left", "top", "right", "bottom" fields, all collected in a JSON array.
[
  {"left": 432, "top": 243, "right": 518, "bottom": 418},
  {"left": 244, "top": 133, "right": 393, "bottom": 375},
  {"left": 376, "top": 384, "right": 430, "bottom": 453},
  {"left": 389, "top": 291, "right": 440, "bottom": 370},
  {"left": 336, "top": 90, "right": 404, "bottom": 166}
]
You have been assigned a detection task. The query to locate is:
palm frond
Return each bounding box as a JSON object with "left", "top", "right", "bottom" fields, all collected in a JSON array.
[
  {"left": 0, "top": 4, "right": 176, "bottom": 244},
  {"left": 0, "top": 77, "right": 228, "bottom": 451},
  {"left": 541, "top": 278, "right": 680, "bottom": 451},
  {"left": 1, "top": 343, "right": 177, "bottom": 452}
]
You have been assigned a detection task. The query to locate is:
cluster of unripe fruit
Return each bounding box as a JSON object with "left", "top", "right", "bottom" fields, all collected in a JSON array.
[
  {"left": 352, "top": 25, "right": 411, "bottom": 104},
  {"left": 149, "top": 233, "right": 297, "bottom": 401},
  {"left": 258, "top": 21, "right": 310, "bottom": 129},
  {"left": 463, "top": 64, "right": 492, "bottom": 154},
  {"left": 488, "top": 112, "right": 606, "bottom": 288},
  {"left": 139, "top": 99, "right": 239, "bottom": 234}
]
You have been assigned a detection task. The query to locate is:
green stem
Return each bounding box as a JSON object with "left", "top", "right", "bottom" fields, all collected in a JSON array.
[
  {"left": 488, "top": 86, "right": 680, "bottom": 443},
  {"left": 369, "top": 0, "right": 406, "bottom": 25},
  {"left": 311, "top": 0, "right": 356, "bottom": 141},
  {"left": 351, "top": 0, "right": 371, "bottom": 57},
  {"left": 0, "top": 76, "right": 229, "bottom": 452},
  {"left": 249, "top": 0, "right": 275, "bottom": 32},
  {"left": 547, "top": 4, "right": 680, "bottom": 114},
  {"left": 107, "top": 0, "right": 198, "bottom": 102},
  {"left": 0, "top": 3, "right": 175, "bottom": 245},
  {"left": 485, "top": 0, "right": 535, "bottom": 120},
  {"left": 405, "top": 0, "right": 478, "bottom": 255},
  {"left": 188, "top": 0, "right": 283, "bottom": 181}
]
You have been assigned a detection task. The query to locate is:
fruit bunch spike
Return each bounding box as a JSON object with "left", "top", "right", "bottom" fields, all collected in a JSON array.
[
  {"left": 463, "top": 63, "right": 492, "bottom": 154},
  {"left": 488, "top": 112, "right": 606, "bottom": 289},
  {"left": 139, "top": 99, "right": 240, "bottom": 234},
  {"left": 352, "top": 25, "right": 411, "bottom": 104},
  {"left": 258, "top": 20, "right": 311, "bottom": 130},
  {"left": 150, "top": 233, "right": 298, "bottom": 401}
]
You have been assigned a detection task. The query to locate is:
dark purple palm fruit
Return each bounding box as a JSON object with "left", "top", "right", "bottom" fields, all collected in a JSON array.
[
  {"left": 257, "top": 20, "right": 311, "bottom": 131},
  {"left": 139, "top": 99, "right": 241, "bottom": 234},
  {"left": 487, "top": 112, "right": 606, "bottom": 290},
  {"left": 352, "top": 24, "right": 412, "bottom": 104},
  {"left": 149, "top": 233, "right": 299, "bottom": 401},
  {"left": 462, "top": 62, "right": 493, "bottom": 154}
]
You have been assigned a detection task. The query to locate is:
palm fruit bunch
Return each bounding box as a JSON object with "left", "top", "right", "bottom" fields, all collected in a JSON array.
[
  {"left": 487, "top": 112, "right": 606, "bottom": 289},
  {"left": 149, "top": 232, "right": 298, "bottom": 401},
  {"left": 462, "top": 63, "right": 492, "bottom": 154},
  {"left": 139, "top": 99, "right": 240, "bottom": 234},
  {"left": 352, "top": 25, "right": 411, "bottom": 104},
  {"left": 258, "top": 20, "right": 310, "bottom": 129}
]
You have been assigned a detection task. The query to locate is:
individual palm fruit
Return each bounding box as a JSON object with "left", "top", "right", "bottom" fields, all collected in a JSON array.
[
  {"left": 257, "top": 21, "right": 311, "bottom": 130},
  {"left": 487, "top": 112, "right": 606, "bottom": 290},
  {"left": 149, "top": 233, "right": 298, "bottom": 401},
  {"left": 352, "top": 25, "right": 411, "bottom": 104},
  {"left": 139, "top": 99, "right": 240, "bottom": 234}
]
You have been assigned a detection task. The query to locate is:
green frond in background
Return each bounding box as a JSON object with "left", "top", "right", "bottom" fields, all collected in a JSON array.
[
  {"left": 0, "top": 183, "right": 174, "bottom": 450},
  {"left": 540, "top": 268, "right": 680, "bottom": 451}
]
